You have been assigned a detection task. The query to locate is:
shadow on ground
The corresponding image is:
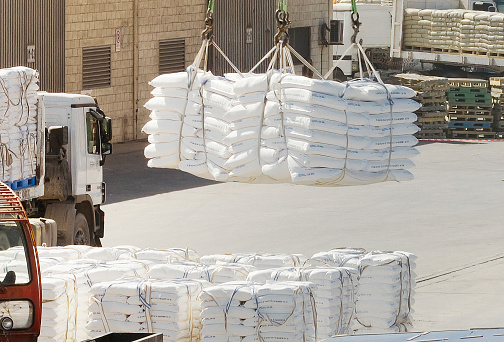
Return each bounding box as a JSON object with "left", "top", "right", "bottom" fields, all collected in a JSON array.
[{"left": 103, "top": 141, "right": 217, "bottom": 204}]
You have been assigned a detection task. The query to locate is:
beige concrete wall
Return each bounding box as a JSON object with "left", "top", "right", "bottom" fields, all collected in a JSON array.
[
  {"left": 66, "top": 0, "right": 135, "bottom": 143},
  {"left": 136, "top": 0, "right": 207, "bottom": 141},
  {"left": 289, "top": 0, "right": 333, "bottom": 77},
  {"left": 65, "top": 0, "right": 206, "bottom": 143},
  {"left": 65, "top": 1, "right": 330, "bottom": 143}
]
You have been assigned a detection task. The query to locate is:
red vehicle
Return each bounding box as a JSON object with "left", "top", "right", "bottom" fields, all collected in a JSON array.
[{"left": 0, "top": 182, "right": 41, "bottom": 342}]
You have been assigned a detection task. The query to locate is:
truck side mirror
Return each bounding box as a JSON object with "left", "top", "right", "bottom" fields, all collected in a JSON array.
[
  {"left": 101, "top": 142, "right": 112, "bottom": 156},
  {"left": 101, "top": 117, "right": 112, "bottom": 142},
  {"left": 47, "top": 126, "right": 69, "bottom": 155}
]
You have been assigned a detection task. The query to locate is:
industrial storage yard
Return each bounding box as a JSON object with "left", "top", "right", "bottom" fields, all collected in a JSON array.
[{"left": 102, "top": 139, "right": 504, "bottom": 332}]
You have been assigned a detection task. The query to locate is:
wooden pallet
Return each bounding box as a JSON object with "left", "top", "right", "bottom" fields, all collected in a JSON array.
[
  {"left": 449, "top": 131, "right": 497, "bottom": 139},
  {"left": 490, "top": 77, "right": 504, "bottom": 87},
  {"left": 448, "top": 78, "right": 488, "bottom": 88},
  {"left": 449, "top": 86, "right": 488, "bottom": 94},
  {"left": 448, "top": 121, "right": 492, "bottom": 129},
  {"left": 449, "top": 114, "right": 494, "bottom": 122},
  {"left": 415, "top": 131, "right": 447, "bottom": 139}
]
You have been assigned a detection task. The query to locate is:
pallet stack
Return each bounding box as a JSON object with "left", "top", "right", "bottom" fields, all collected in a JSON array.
[
  {"left": 446, "top": 79, "right": 496, "bottom": 139},
  {"left": 395, "top": 73, "right": 449, "bottom": 139},
  {"left": 489, "top": 77, "right": 504, "bottom": 139}
]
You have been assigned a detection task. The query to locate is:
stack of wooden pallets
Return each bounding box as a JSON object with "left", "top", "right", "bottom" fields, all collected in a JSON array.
[
  {"left": 395, "top": 73, "right": 449, "bottom": 139},
  {"left": 446, "top": 79, "right": 496, "bottom": 139},
  {"left": 489, "top": 77, "right": 504, "bottom": 139}
]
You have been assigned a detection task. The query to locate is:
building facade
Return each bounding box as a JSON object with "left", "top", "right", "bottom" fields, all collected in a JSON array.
[{"left": 2, "top": 0, "right": 332, "bottom": 143}]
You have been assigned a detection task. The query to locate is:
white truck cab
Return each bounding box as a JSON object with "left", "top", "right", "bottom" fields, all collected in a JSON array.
[{"left": 18, "top": 93, "right": 112, "bottom": 246}]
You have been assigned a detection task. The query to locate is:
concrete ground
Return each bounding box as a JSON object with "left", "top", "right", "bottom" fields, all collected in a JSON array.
[{"left": 102, "top": 140, "right": 504, "bottom": 332}]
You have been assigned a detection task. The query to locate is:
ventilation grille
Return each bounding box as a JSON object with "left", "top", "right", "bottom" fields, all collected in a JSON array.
[
  {"left": 159, "top": 39, "right": 185, "bottom": 74},
  {"left": 82, "top": 46, "right": 111, "bottom": 89},
  {"left": 330, "top": 20, "right": 344, "bottom": 45}
]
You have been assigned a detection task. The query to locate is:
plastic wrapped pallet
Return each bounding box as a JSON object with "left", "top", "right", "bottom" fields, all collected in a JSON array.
[
  {"left": 43, "top": 259, "right": 152, "bottom": 341},
  {"left": 87, "top": 278, "right": 208, "bottom": 342},
  {"left": 247, "top": 267, "right": 359, "bottom": 339},
  {"left": 147, "top": 262, "right": 256, "bottom": 284},
  {"left": 37, "top": 245, "right": 93, "bottom": 260},
  {"left": 200, "top": 281, "right": 316, "bottom": 342},
  {"left": 0, "top": 67, "right": 39, "bottom": 184},
  {"left": 200, "top": 253, "right": 307, "bottom": 270},
  {"left": 143, "top": 68, "right": 421, "bottom": 186},
  {"left": 352, "top": 251, "right": 417, "bottom": 334},
  {"left": 39, "top": 275, "right": 78, "bottom": 342}
]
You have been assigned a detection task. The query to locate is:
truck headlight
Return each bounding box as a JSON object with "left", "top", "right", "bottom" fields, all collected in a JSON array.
[
  {"left": 0, "top": 300, "right": 33, "bottom": 330},
  {"left": 1, "top": 317, "right": 13, "bottom": 330}
]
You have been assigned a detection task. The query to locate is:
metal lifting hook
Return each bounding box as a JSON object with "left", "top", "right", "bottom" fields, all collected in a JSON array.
[
  {"left": 350, "top": 12, "right": 361, "bottom": 44},
  {"left": 274, "top": 9, "right": 291, "bottom": 46},
  {"left": 201, "top": 8, "right": 214, "bottom": 41}
]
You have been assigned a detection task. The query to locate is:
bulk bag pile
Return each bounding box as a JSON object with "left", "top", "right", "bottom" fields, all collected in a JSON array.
[
  {"left": 147, "top": 261, "right": 256, "bottom": 284},
  {"left": 352, "top": 251, "right": 417, "bottom": 333},
  {"left": 43, "top": 259, "right": 152, "bottom": 341},
  {"left": 0, "top": 67, "right": 39, "bottom": 185},
  {"left": 200, "top": 253, "right": 307, "bottom": 270},
  {"left": 200, "top": 281, "right": 317, "bottom": 342},
  {"left": 308, "top": 248, "right": 367, "bottom": 268},
  {"left": 143, "top": 68, "right": 420, "bottom": 186},
  {"left": 39, "top": 275, "right": 78, "bottom": 342},
  {"left": 87, "top": 278, "right": 208, "bottom": 342},
  {"left": 134, "top": 248, "right": 200, "bottom": 263},
  {"left": 247, "top": 267, "right": 358, "bottom": 338}
]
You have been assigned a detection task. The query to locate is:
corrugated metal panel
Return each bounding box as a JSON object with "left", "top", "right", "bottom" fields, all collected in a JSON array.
[
  {"left": 82, "top": 46, "right": 112, "bottom": 89},
  {"left": 0, "top": 0, "right": 64, "bottom": 92},
  {"left": 159, "top": 39, "right": 186, "bottom": 74},
  {"left": 212, "top": 0, "right": 276, "bottom": 75}
]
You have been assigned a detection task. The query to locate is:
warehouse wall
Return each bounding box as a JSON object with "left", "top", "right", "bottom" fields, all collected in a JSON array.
[
  {"left": 136, "top": 0, "right": 207, "bottom": 141},
  {"left": 289, "top": 0, "right": 333, "bottom": 76},
  {"left": 65, "top": 0, "right": 207, "bottom": 143},
  {"left": 65, "top": 0, "right": 135, "bottom": 142}
]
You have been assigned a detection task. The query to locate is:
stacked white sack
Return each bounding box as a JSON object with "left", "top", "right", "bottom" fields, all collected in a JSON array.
[
  {"left": 148, "top": 261, "right": 256, "bottom": 284},
  {"left": 135, "top": 248, "right": 200, "bottom": 263},
  {"left": 247, "top": 267, "right": 358, "bottom": 339},
  {"left": 144, "top": 70, "right": 420, "bottom": 186},
  {"left": 353, "top": 251, "right": 417, "bottom": 333},
  {"left": 200, "top": 253, "right": 307, "bottom": 270},
  {"left": 200, "top": 281, "right": 316, "bottom": 342},
  {"left": 88, "top": 278, "right": 208, "bottom": 342},
  {"left": 39, "top": 275, "right": 78, "bottom": 342},
  {"left": 143, "top": 69, "right": 206, "bottom": 170},
  {"left": 308, "top": 248, "right": 367, "bottom": 268},
  {"left": 0, "top": 67, "right": 39, "bottom": 183},
  {"left": 43, "top": 259, "right": 152, "bottom": 341},
  {"left": 37, "top": 245, "right": 93, "bottom": 261},
  {"left": 265, "top": 75, "right": 420, "bottom": 186}
]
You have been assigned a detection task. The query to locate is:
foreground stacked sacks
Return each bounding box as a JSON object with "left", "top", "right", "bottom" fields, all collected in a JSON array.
[
  {"left": 247, "top": 267, "right": 358, "bottom": 339},
  {"left": 88, "top": 278, "right": 208, "bottom": 342},
  {"left": 143, "top": 69, "right": 420, "bottom": 186},
  {"left": 0, "top": 67, "right": 39, "bottom": 184},
  {"left": 309, "top": 248, "right": 417, "bottom": 334},
  {"left": 200, "top": 281, "right": 316, "bottom": 342}
]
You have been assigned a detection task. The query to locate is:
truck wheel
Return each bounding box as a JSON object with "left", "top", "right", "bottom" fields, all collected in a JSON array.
[{"left": 73, "top": 213, "right": 91, "bottom": 245}]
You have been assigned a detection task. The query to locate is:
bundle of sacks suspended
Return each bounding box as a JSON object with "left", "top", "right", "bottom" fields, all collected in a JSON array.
[
  {"left": 143, "top": 68, "right": 420, "bottom": 186},
  {"left": 0, "top": 67, "right": 39, "bottom": 184},
  {"left": 22, "top": 245, "right": 416, "bottom": 341}
]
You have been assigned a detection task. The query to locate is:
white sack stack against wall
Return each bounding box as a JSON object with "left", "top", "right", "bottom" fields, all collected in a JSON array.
[
  {"left": 143, "top": 69, "right": 420, "bottom": 186},
  {"left": 247, "top": 267, "right": 358, "bottom": 339},
  {"left": 0, "top": 67, "right": 39, "bottom": 185},
  {"left": 200, "top": 281, "right": 317, "bottom": 342},
  {"left": 88, "top": 278, "right": 208, "bottom": 342}
]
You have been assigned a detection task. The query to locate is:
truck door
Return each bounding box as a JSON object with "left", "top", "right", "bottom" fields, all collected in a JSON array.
[{"left": 85, "top": 110, "right": 103, "bottom": 205}]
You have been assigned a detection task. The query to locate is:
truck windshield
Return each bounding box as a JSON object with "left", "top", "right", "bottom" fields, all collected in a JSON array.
[{"left": 0, "top": 215, "right": 31, "bottom": 285}]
